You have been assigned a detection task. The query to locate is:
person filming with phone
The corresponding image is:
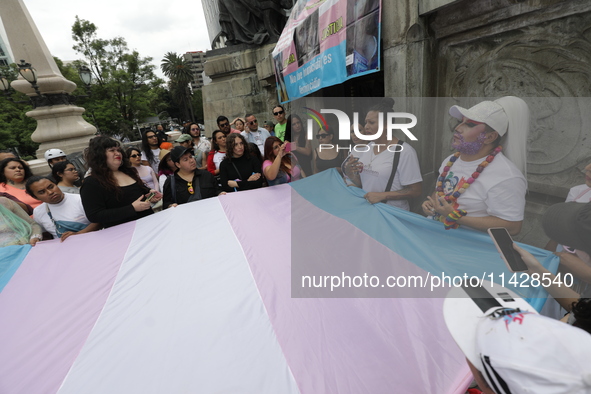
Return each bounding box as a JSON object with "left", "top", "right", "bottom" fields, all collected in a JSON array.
[{"left": 262, "top": 136, "right": 304, "bottom": 186}]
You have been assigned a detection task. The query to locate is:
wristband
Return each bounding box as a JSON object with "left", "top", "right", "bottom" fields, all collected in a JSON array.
[
  {"left": 30, "top": 233, "right": 42, "bottom": 240},
  {"left": 443, "top": 209, "right": 467, "bottom": 230}
]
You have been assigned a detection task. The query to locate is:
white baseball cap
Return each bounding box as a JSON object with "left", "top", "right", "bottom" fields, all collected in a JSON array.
[
  {"left": 44, "top": 148, "right": 66, "bottom": 161},
  {"left": 449, "top": 101, "right": 509, "bottom": 136},
  {"left": 444, "top": 281, "right": 591, "bottom": 394}
]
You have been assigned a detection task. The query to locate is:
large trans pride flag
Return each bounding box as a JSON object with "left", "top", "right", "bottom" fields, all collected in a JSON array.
[{"left": 0, "top": 170, "right": 558, "bottom": 394}]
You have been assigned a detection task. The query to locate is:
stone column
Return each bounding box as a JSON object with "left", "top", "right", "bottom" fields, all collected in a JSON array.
[{"left": 0, "top": 0, "right": 96, "bottom": 169}]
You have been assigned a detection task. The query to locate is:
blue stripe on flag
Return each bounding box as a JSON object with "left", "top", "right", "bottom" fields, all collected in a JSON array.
[
  {"left": 0, "top": 245, "right": 31, "bottom": 292},
  {"left": 291, "top": 170, "right": 559, "bottom": 310}
]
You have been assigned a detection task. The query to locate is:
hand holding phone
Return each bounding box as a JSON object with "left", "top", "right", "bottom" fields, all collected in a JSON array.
[
  {"left": 143, "top": 191, "right": 156, "bottom": 202},
  {"left": 487, "top": 228, "right": 528, "bottom": 272}
]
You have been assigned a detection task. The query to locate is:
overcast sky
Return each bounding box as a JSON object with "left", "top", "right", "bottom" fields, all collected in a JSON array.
[{"left": 2, "top": 0, "right": 211, "bottom": 80}]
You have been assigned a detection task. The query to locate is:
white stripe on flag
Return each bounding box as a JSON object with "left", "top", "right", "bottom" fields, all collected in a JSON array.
[{"left": 58, "top": 198, "right": 299, "bottom": 394}]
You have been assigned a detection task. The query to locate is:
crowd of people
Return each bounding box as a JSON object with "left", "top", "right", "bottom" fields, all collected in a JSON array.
[{"left": 1, "top": 98, "right": 591, "bottom": 392}]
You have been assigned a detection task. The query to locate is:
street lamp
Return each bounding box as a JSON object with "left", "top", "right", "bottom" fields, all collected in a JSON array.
[
  {"left": 17, "top": 59, "right": 41, "bottom": 96},
  {"left": 77, "top": 65, "right": 93, "bottom": 96},
  {"left": 1, "top": 59, "right": 93, "bottom": 107},
  {"left": 78, "top": 65, "right": 92, "bottom": 86}
]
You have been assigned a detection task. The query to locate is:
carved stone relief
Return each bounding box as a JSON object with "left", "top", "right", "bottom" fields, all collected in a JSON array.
[{"left": 437, "top": 13, "right": 591, "bottom": 191}]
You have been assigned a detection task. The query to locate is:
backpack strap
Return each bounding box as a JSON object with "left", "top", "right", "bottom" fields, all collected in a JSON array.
[
  {"left": 170, "top": 174, "right": 177, "bottom": 204},
  {"left": 385, "top": 141, "right": 404, "bottom": 192}
]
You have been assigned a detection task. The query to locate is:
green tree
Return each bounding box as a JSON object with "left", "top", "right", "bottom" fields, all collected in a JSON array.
[
  {"left": 192, "top": 89, "right": 204, "bottom": 123},
  {"left": 71, "top": 16, "right": 164, "bottom": 139},
  {"left": 161, "top": 52, "right": 194, "bottom": 122},
  {"left": 0, "top": 64, "right": 37, "bottom": 158}
]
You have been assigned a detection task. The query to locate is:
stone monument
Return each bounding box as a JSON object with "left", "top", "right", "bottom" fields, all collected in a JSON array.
[{"left": 201, "top": 0, "right": 293, "bottom": 134}]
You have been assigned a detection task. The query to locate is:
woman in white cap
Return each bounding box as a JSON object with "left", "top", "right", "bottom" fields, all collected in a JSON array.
[{"left": 422, "top": 96, "right": 529, "bottom": 235}]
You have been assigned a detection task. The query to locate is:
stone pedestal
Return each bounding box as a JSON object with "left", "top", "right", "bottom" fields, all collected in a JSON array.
[
  {"left": 203, "top": 42, "right": 281, "bottom": 135},
  {"left": 0, "top": 0, "right": 97, "bottom": 173}
]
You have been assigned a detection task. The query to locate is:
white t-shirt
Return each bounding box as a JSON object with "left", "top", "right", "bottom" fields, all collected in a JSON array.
[
  {"left": 213, "top": 151, "right": 226, "bottom": 170},
  {"left": 241, "top": 128, "right": 271, "bottom": 155},
  {"left": 196, "top": 138, "right": 211, "bottom": 154},
  {"left": 353, "top": 142, "right": 422, "bottom": 210},
  {"left": 566, "top": 184, "right": 591, "bottom": 203},
  {"left": 437, "top": 152, "right": 526, "bottom": 221},
  {"left": 33, "top": 193, "right": 91, "bottom": 239},
  {"left": 141, "top": 148, "right": 161, "bottom": 174}
]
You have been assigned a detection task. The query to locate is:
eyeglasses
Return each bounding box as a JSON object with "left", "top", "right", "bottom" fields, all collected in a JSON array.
[
  {"left": 316, "top": 133, "right": 330, "bottom": 139},
  {"left": 187, "top": 181, "right": 194, "bottom": 195},
  {"left": 273, "top": 110, "right": 284, "bottom": 116},
  {"left": 249, "top": 120, "right": 258, "bottom": 125},
  {"left": 129, "top": 154, "right": 140, "bottom": 158},
  {"left": 219, "top": 122, "right": 229, "bottom": 127}
]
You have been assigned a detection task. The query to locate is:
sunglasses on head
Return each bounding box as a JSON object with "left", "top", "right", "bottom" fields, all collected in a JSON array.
[
  {"left": 129, "top": 154, "right": 140, "bottom": 158},
  {"left": 316, "top": 133, "right": 330, "bottom": 139},
  {"left": 273, "top": 110, "right": 284, "bottom": 116}
]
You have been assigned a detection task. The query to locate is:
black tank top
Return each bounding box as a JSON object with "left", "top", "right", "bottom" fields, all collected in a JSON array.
[{"left": 315, "top": 148, "right": 343, "bottom": 173}]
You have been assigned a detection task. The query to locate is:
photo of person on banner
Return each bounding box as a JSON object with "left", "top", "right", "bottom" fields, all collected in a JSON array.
[
  {"left": 273, "top": 52, "right": 289, "bottom": 103},
  {"left": 294, "top": 8, "right": 320, "bottom": 67},
  {"left": 346, "top": 0, "right": 380, "bottom": 76}
]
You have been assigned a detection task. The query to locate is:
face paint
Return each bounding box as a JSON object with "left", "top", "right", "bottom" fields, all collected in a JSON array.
[{"left": 451, "top": 131, "right": 487, "bottom": 155}]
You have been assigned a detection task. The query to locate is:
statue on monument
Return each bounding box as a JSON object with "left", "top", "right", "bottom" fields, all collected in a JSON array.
[{"left": 218, "top": 0, "right": 294, "bottom": 46}]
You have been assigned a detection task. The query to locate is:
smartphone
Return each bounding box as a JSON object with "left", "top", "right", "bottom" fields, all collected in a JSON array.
[
  {"left": 144, "top": 191, "right": 156, "bottom": 202},
  {"left": 487, "top": 228, "right": 528, "bottom": 272},
  {"left": 284, "top": 142, "right": 292, "bottom": 152}
]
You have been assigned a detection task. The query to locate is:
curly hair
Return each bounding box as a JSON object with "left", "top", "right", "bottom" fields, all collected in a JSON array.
[
  {"left": 0, "top": 158, "right": 33, "bottom": 185},
  {"left": 86, "top": 136, "right": 144, "bottom": 194},
  {"left": 224, "top": 133, "right": 251, "bottom": 161},
  {"left": 264, "top": 136, "right": 292, "bottom": 175}
]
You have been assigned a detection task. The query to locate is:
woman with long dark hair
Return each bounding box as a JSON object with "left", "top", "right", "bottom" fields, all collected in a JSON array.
[
  {"left": 126, "top": 147, "right": 159, "bottom": 191},
  {"left": 140, "top": 129, "right": 163, "bottom": 174},
  {"left": 51, "top": 160, "right": 80, "bottom": 194},
  {"left": 206, "top": 130, "right": 227, "bottom": 176},
  {"left": 219, "top": 134, "right": 264, "bottom": 192},
  {"left": 184, "top": 122, "right": 211, "bottom": 170},
  {"left": 80, "top": 136, "right": 161, "bottom": 228},
  {"left": 262, "top": 136, "right": 304, "bottom": 186},
  {"left": 312, "top": 126, "right": 346, "bottom": 175},
  {"left": 286, "top": 114, "right": 312, "bottom": 176}
]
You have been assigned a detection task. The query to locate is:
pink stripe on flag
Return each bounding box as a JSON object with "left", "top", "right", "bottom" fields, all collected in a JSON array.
[
  {"left": 0, "top": 222, "right": 135, "bottom": 394},
  {"left": 219, "top": 185, "right": 470, "bottom": 393}
]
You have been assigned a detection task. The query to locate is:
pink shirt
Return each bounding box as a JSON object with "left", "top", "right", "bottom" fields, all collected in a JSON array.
[
  {"left": 0, "top": 183, "right": 42, "bottom": 210},
  {"left": 262, "top": 160, "right": 302, "bottom": 183}
]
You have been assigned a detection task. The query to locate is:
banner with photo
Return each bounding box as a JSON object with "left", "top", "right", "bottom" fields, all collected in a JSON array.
[{"left": 272, "top": 0, "right": 382, "bottom": 103}]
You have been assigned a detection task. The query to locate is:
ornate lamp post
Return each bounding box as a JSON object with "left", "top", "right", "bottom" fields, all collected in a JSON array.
[{"left": 0, "top": 0, "right": 97, "bottom": 170}]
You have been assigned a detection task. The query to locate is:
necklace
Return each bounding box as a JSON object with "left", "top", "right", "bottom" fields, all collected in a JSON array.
[{"left": 436, "top": 146, "right": 502, "bottom": 203}]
